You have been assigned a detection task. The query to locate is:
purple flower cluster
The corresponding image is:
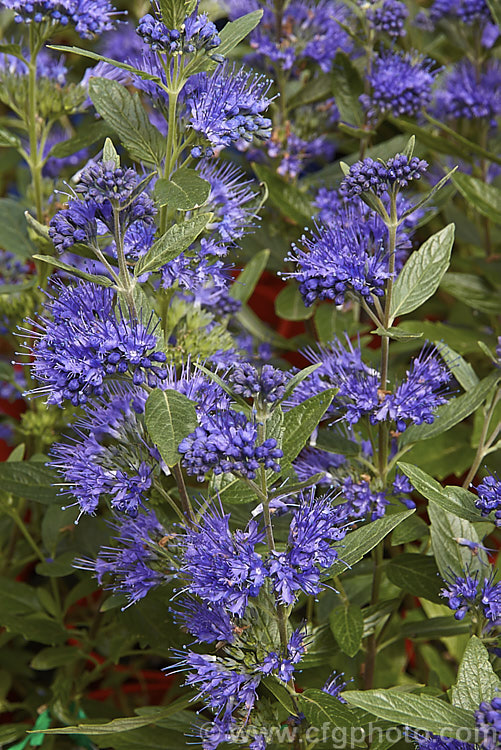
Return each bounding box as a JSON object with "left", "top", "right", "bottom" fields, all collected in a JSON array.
[
  {"left": 197, "top": 160, "right": 258, "bottom": 244},
  {"left": 367, "top": 0, "right": 408, "bottom": 37},
  {"left": 284, "top": 220, "right": 391, "bottom": 306},
  {"left": 186, "top": 63, "right": 273, "bottom": 149},
  {"left": 268, "top": 491, "right": 347, "bottom": 605},
  {"left": 475, "top": 475, "right": 501, "bottom": 526},
  {"left": 75, "top": 510, "right": 173, "bottom": 605},
  {"left": 429, "top": 0, "right": 492, "bottom": 24},
  {"left": 435, "top": 61, "right": 501, "bottom": 125},
  {"left": 49, "top": 159, "right": 155, "bottom": 253},
  {"left": 49, "top": 384, "right": 160, "bottom": 517},
  {"left": 22, "top": 281, "right": 167, "bottom": 406},
  {"left": 228, "top": 363, "right": 288, "bottom": 405},
  {"left": 440, "top": 570, "right": 501, "bottom": 625},
  {"left": 178, "top": 408, "right": 282, "bottom": 481},
  {"left": 137, "top": 9, "right": 221, "bottom": 57},
  {"left": 258, "top": 629, "right": 307, "bottom": 682},
  {"left": 267, "top": 131, "right": 335, "bottom": 178},
  {"left": 340, "top": 154, "right": 429, "bottom": 198},
  {"left": 361, "top": 51, "right": 438, "bottom": 122},
  {"left": 475, "top": 698, "right": 501, "bottom": 750},
  {"left": 1, "top": 0, "right": 117, "bottom": 38}
]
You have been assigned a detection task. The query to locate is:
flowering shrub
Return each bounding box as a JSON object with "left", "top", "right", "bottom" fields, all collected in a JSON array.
[{"left": 0, "top": 1, "right": 500, "bottom": 749}]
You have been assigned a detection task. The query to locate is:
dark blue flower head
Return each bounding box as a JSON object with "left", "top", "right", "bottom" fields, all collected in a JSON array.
[
  {"left": 267, "top": 131, "right": 335, "bottom": 178},
  {"left": 197, "top": 160, "right": 258, "bottom": 243},
  {"left": 229, "top": 363, "right": 288, "bottom": 405},
  {"left": 137, "top": 9, "right": 221, "bottom": 57},
  {"left": 284, "top": 219, "right": 391, "bottom": 306},
  {"left": 21, "top": 280, "right": 167, "bottom": 406},
  {"left": 179, "top": 408, "right": 282, "bottom": 481},
  {"left": 257, "top": 628, "right": 307, "bottom": 682},
  {"left": 341, "top": 476, "right": 389, "bottom": 520},
  {"left": 49, "top": 383, "right": 160, "bottom": 517},
  {"left": 340, "top": 154, "right": 429, "bottom": 198},
  {"left": 367, "top": 0, "right": 408, "bottom": 37},
  {"left": 1, "top": 0, "right": 118, "bottom": 38},
  {"left": 414, "top": 732, "right": 476, "bottom": 750},
  {"left": 361, "top": 50, "right": 438, "bottom": 122},
  {"left": 182, "top": 507, "right": 266, "bottom": 616},
  {"left": 186, "top": 62, "right": 273, "bottom": 149},
  {"left": 435, "top": 60, "right": 501, "bottom": 125},
  {"left": 74, "top": 510, "right": 173, "bottom": 605},
  {"left": 475, "top": 697, "right": 501, "bottom": 750},
  {"left": 173, "top": 598, "right": 235, "bottom": 644},
  {"left": 429, "top": 0, "right": 492, "bottom": 24},
  {"left": 323, "top": 671, "right": 348, "bottom": 701},
  {"left": 440, "top": 569, "right": 501, "bottom": 626},
  {"left": 476, "top": 475, "right": 501, "bottom": 526},
  {"left": 267, "top": 489, "right": 348, "bottom": 605}
]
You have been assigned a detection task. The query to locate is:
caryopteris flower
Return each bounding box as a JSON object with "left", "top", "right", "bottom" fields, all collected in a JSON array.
[
  {"left": 340, "top": 154, "right": 429, "bottom": 198},
  {"left": 475, "top": 698, "right": 501, "bottom": 750},
  {"left": 49, "top": 384, "right": 160, "bottom": 517},
  {"left": 21, "top": 281, "right": 167, "bottom": 406},
  {"left": 173, "top": 598, "right": 235, "bottom": 644},
  {"left": 182, "top": 508, "right": 266, "bottom": 616},
  {"left": 228, "top": 363, "right": 288, "bottom": 404},
  {"left": 429, "top": 0, "right": 492, "bottom": 24},
  {"left": 74, "top": 510, "right": 174, "bottom": 605},
  {"left": 257, "top": 629, "right": 307, "bottom": 682},
  {"left": 137, "top": 8, "right": 221, "bottom": 58},
  {"left": 367, "top": 0, "right": 408, "bottom": 37},
  {"left": 196, "top": 160, "right": 258, "bottom": 243},
  {"left": 186, "top": 63, "right": 273, "bottom": 149},
  {"left": 284, "top": 219, "right": 391, "bottom": 306},
  {"left": 434, "top": 60, "right": 501, "bottom": 124},
  {"left": 1, "top": 0, "right": 118, "bottom": 38},
  {"left": 361, "top": 50, "right": 437, "bottom": 122},
  {"left": 476, "top": 475, "right": 501, "bottom": 526},
  {"left": 440, "top": 570, "right": 501, "bottom": 626}
]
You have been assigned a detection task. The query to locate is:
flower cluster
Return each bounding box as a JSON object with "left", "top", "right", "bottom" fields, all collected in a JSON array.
[
  {"left": 197, "top": 160, "right": 258, "bottom": 244},
  {"left": 435, "top": 61, "right": 501, "bottom": 125},
  {"left": 137, "top": 9, "right": 221, "bottom": 57},
  {"left": 178, "top": 408, "right": 282, "bottom": 481},
  {"left": 367, "top": 0, "right": 408, "bottom": 37},
  {"left": 257, "top": 629, "right": 307, "bottom": 682},
  {"left": 49, "top": 159, "right": 155, "bottom": 253},
  {"left": 1, "top": 0, "right": 117, "bottom": 38},
  {"left": 228, "top": 363, "right": 288, "bottom": 405},
  {"left": 75, "top": 510, "right": 174, "bottom": 605},
  {"left": 22, "top": 281, "right": 167, "bottom": 406},
  {"left": 440, "top": 570, "right": 501, "bottom": 626},
  {"left": 361, "top": 51, "right": 437, "bottom": 122},
  {"left": 475, "top": 698, "right": 501, "bottom": 750},
  {"left": 475, "top": 475, "right": 501, "bottom": 526},
  {"left": 186, "top": 63, "right": 273, "bottom": 150},
  {"left": 267, "top": 132, "right": 334, "bottom": 179},
  {"left": 429, "top": 0, "right": 492, "bottom": 24},
  {"left": 340, "top": 155, "right": 429, "bottom": 198}
]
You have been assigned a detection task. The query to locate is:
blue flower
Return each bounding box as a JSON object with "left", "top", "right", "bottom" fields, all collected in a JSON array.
[
  {"left": 340, "top": 154, "right": 429, "bottom": 198},
  {"left": 267, "top": 490, "right": 347, "bottom": 605},
  {"left": 186, "top": 63, "right": 273, "bottom": 149},
  {"left": 323, "top": 671, "right": 348, "bottom": 701},
  {"left": 440, "top": 570, "right": 501, "bottom": 625},
  {"left": 197, "top": 160, "right": 258, "bottom": 243},
  {"left": 414, "top": 733, "right": 475, "bottom": 750},
  {"left": 179, "top": 409, "right": 282, "bottom": 481},
  {"left": 475, "top": 697, "right": 501, "bottom": 750},
  {"left": 182, "top": 508, "right": 266, "bottom": 616},
  {"left": 229, "top": 363, "right": 288, "bottom": 405},
  {"left": 341, "top": 477, "right": 389, "bottom": 520},
  {"left": 434, "top": 60, "right": 501, "bottom": 124},
  {"left": 137, "top": 9, "right": 221, "bottom": 57},
  {"left": 293, "top": 447, "right": 346, "bottom": 485},
  {"left": 49, "top": 384, "right": 159, "bottom": 517},
  {"left": 173, "top": 598, "right": 235, "bottom": 644},
  {"left": 22, "top": 281, "right": 167, "bottom": 406},
  {"left": 361, "top": 51, "right": 437, "bottom": 122},
  {"left": 476, "top": 475, "right": 501, "bottom": 526},
  {"left": 257, "top": 628, "right": 307, "bottom": 682},
  {"left": 284, "top": 219, "right": 391, "bottom": 306},
  {"left": 373, "top": 346, "right": 451, "bottom": 432},
  {"left": 429, "top": 0, "right": 492, "bottom": 24},
  {"left": 1, "top": 0, "right": 118, "bottom": 37},
  {"left": 368, "top": 0, "right": 408, "bottom": 37},
  {"left": 74, "top": 510, "right": 172, "bottom": 605},
  {"left": 267, "top": 131, "right": 335, "bottom": 178}
]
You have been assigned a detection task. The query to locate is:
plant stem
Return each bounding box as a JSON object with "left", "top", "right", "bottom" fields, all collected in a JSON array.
[
  {"left": 462, "top": 389, "right": 501, "bottom": 488},
  {"left": 364, "top": 542, "right": 384, "bottom": 689},
  {"left": 160, "top": 57, "right": 180, "bottom": 235},
  {"left": 113, "top": 204, "right": 136, "bottom": 315},
  {"left": 27, "top": 26, "right": 43, "bottom": 221},
  {"left": 171, "top": 463, "right": 195, "bottom": 527}
]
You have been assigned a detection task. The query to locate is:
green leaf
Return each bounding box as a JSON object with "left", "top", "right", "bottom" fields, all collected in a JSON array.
[
  {"left": 0, "top": 126, "right": 21, "bottom": 149},
  {"left": 401, "top": 371, "right": 500, "bottom": 445},
  {"left": 0, "top": 43, "right": 24, "bottom": 60},
  {"left": 390, "top": 225, "right": 454, "bottom": 320},
  {"left": 275, "top": 283, "right": 313, "bottom": 321},
  {"left": 154, "top": 169, "right": 210, "bottom": 211},
  {"left": 144, "top": 389, "right": 198, "bottom": 467},
  {"left": 134, "top": 214, "right": 210, "bottom": 277},
  {"left": 437, "top": 343, "right": 478, "bottom": 391},
  {"left": 230, "top": 249, "right": 270, "bottom": 303},
  {"left": 343, "top": 690, "right": 476, "bottom": 735},
  {"left": 440, "top": 272, "right": 500, "bottom": 314},
  {"left": 486, "top": 0, "right": 501, "bottom": 25},
  {"left": 386, "top": 553, "right": 442, "bottom": 603},
  {"left": 297, "top": 689, "right": 368, "bottom": 734},
  {"left": 327, "top": 510, "right": 415, "bottom": 577},
  {"left": 0, "top": 612, "right": 67, "bottom": 645},
  {"left": 0, "top": 199, "right": 36, "bottom": 259},
  {"left": 372, "top": 326, "right": 423, "bottom": 341},
  {"left": 103, "top": 137, "right": 120, "bottom": 166},
  {"left": 38, "top": 696, "right": 193, "bottom": 735},
  {"left": 452, "top": 637, "right": 501, "bottom": 711},
  {"left": 48, "top": 121, "right": 110, "bottom": 158},
  {"left": 315, "top": 429, "right": 361, "bottom": 456},
  {"left": 31, "top": 646, "right": 78, "bottom": 671},
  {"left": 330, "top": 605, "right": 364, "bottom": 657},
  {"left": 0, "top": 462, "right": 60, "bottom": 504},
  {"left": 331, "top": 52, "right": 364, "bottom": 126},
  {"left": 32, "top": 255, "right": 113, "bottom": 286},
  {"left": 281, "top": 390, "right": 336, "bottom": 465},
  {"left": 49, "top": 45, "right": 164, "bottom": 85},
  {"left": 158, "top": 0, "right": 186, "bottom": 27},
  {"left": 401, "top": 616, "right": 470, "bottom": 640},
  {"left": 391, "top": 514, "right": 429, "bottom": 545},
  {"left": 89, "top": 78, "right": 165, "bottom": 166},
  {"left": 452, "top": 173, "right": 501, "bottom": 224},
  {"left": 428, "top": 504, "right": 488, "bottom": 579},
  {"left": 397, "top": 463, "right": 484, "bottom": 523},
  {"left": 252, "top": 163, "right": 311, "bottom": 224}
]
